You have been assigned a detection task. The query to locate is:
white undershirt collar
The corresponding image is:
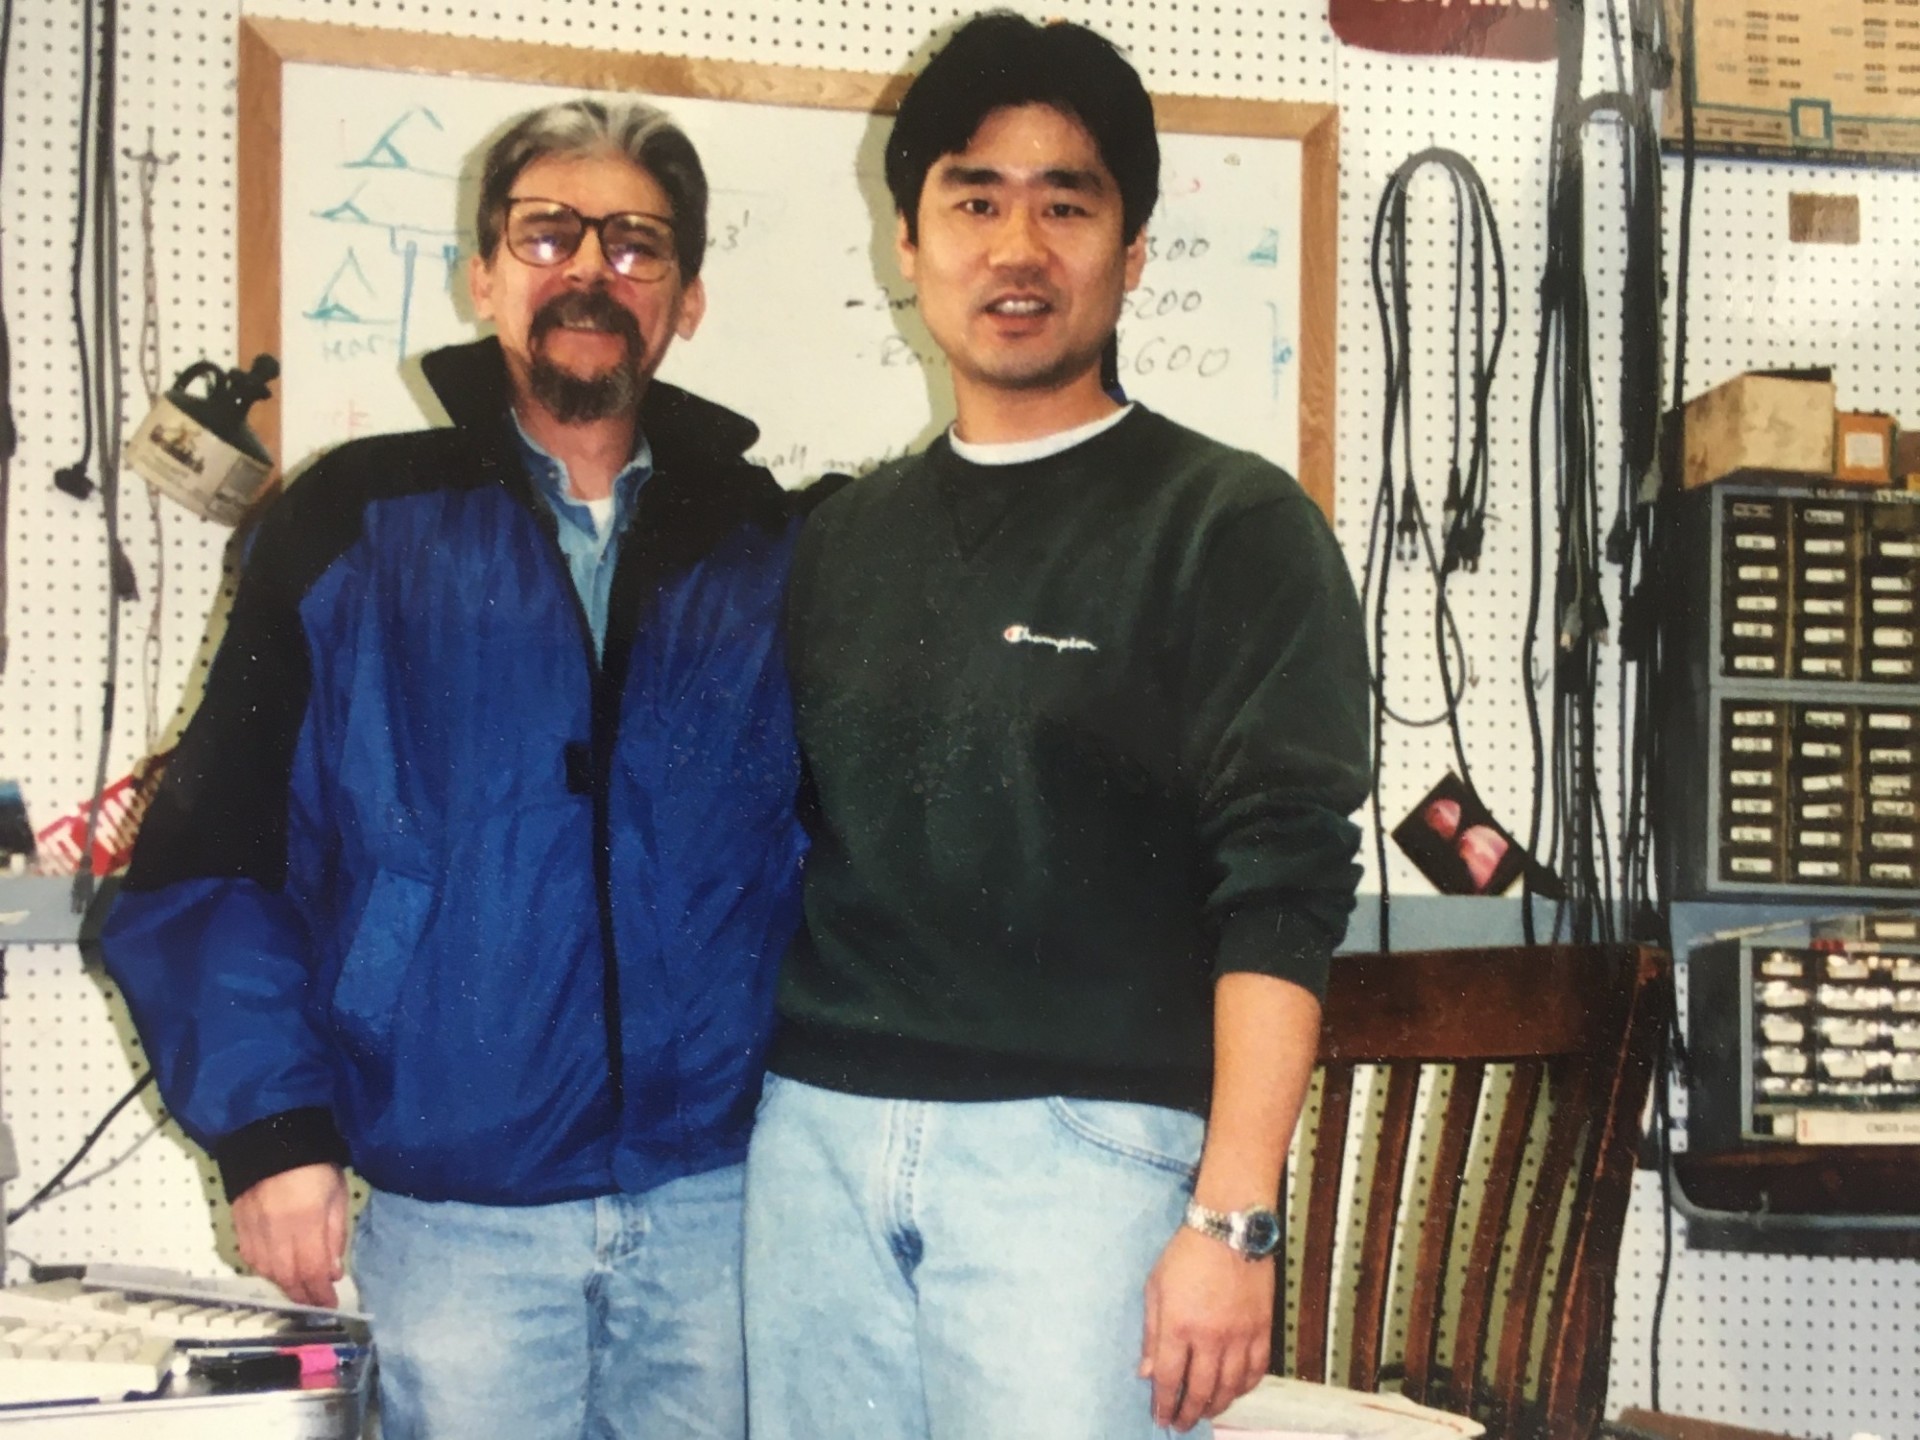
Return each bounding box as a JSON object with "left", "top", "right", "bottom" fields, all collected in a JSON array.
[
  {"left": 948, "top": 404, "right": 1135, "bottom": 467},
  {"left": 581, "top": 494, "right": 616, "bottom": 540}
]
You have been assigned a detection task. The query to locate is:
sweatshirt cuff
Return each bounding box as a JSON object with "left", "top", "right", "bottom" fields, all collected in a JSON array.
[
  {"left": 214, "top": 1107, "right": 350, "bottom": 1203},
  {"left": 1214, "top": 903, "right": 1336, "bottom": 1001}
]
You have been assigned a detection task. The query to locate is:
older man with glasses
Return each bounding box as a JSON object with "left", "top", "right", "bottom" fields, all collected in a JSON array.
[{"left": 104, "top": 98, "right": 810, "bottom": 1440}]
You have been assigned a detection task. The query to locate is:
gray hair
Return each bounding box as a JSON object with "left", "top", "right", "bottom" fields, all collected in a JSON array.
[{"left": 476, "top": 98, "right": 709, "bottom": 280}]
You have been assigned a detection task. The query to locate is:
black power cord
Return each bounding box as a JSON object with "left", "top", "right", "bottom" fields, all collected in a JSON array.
[
  {"left": 54, "top": 0, "right": 97, "bottom": 504},
  {"left": 1523, "top": 0, "right": 1602, "bottom": 945},
  {"left": 1522, "top": 0, "right": 1668, "bottom": 949},
  {"left": 6, "top": 1071, "right": 156, "bottom": 1226},
  {"left": 68, "top": 0, "right": 134, "bottom": 913},
  {"left": 1597, "top": 0, "right": 1670, "bottom": 948},
  {"left": 0, "top": 0, "right": 17, "bottom": 677},
  {"left": 1636, "top": 0, "right": 1699, "bottom": 1410},
  {"left": 1526, "top": 0, "right": 1686, "bottom": 1409},
  {"left": 1670, "top": 0, "right": 1697, "bottom": 420},
  {"left": 1361, "top": 148, "right": 1509, "bottom": 951}
]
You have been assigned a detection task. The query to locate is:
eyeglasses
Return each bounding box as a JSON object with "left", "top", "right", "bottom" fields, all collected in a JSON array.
[{"left": 502, "top": 198, "right": 679, "bottom": 281}]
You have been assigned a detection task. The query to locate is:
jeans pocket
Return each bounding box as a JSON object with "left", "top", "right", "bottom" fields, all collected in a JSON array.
[
  {"left": 1045, "top": 1097, "right": 1205, "bottom": 1180},
  {"left": 330, "top": 870, "right": 435, "bottom": 1055},
  {"left": 349, "top": 1190, "right": 377, "bottom": 1277}
]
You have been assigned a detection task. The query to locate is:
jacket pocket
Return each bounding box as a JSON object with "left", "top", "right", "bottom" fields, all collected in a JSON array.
[
  {"left": 1045, "top": 1097, "right": 1205, "bottom": 1180},
  {"left": 329, "top": 869, "right": 434, "bottom": 1055}
]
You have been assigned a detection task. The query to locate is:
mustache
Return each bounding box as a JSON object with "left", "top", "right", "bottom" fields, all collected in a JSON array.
[{"left": 529, "top": 288, "right": 644, "bottom": 350}]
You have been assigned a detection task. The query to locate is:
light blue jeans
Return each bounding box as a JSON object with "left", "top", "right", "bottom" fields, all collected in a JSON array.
[
  {"left": 743, "top": 1075, "right": 1209, "bottom": 1440},
  {"left": 353, "top": 1165, "right": 747, "bottom": 1440}
]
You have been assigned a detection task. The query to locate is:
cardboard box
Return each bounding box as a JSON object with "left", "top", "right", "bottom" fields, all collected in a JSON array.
[
  {"left": 1834, "top": 410, "right": 1895, "bottom": 485},
  {"left": 1681, "top": 371, "right": 1835, "bottom": 490},
  {"left": 1894, "top": 428, "right": 1920, "bottom": 482}
]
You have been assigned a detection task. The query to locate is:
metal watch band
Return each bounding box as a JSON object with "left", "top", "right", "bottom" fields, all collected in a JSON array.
[{"left": 1182, "top": 1199, "right": 1282, "bottom": 1259}]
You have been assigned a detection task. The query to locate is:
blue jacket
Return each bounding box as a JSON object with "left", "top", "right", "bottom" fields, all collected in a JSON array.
[{"left": 103, "top": 338, "right": 810, "bottom": 1206}]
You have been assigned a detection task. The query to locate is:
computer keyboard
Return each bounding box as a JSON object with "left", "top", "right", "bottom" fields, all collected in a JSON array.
[
  {"left": 82, "top": 1262, "right": 368, "bottom": 1323},
  {"left": 0, "top": 1279, "right": 304, "bottom": 1342},
  {"left": 0, "top": 1270, "right": 366, "bottom": 1412},
  {"left": 0, "top": 1314, "right": 174, "bottom": 1405}
]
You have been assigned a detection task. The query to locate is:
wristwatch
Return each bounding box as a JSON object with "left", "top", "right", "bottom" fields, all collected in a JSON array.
[{"left": 1182, "top": 1199, "right": 1283, "bottom": 1260}]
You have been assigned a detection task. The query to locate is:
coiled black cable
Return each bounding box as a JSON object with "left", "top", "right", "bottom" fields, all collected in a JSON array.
[{"left": 1362, "top": 148, "right": 1509, "bottom": 951}]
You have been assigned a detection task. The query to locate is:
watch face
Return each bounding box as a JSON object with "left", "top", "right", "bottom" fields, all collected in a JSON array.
[{"left": 1241, "top": 1208, "right": 1283, "bottom": 1258}]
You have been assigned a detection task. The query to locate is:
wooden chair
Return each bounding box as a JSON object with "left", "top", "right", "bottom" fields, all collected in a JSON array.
[{"left": 1276, "top": 944, "right": 1668, "bottom": 1440}]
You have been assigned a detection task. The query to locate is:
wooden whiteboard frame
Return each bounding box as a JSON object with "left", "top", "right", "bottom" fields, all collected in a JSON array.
[{"left": 238, "top": 17, "right": 1339, "bottom": 515}]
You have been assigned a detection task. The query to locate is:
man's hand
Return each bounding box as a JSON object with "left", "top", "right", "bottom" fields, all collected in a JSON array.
[
  {"left": 230, "top": 1162, "right": 349, "bottom": 1307},
  {"left": 1139, "top": 1223, "right": 1275, "bottom": 1432}
]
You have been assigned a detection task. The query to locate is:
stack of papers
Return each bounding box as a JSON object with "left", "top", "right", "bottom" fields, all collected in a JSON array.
[{"left": 1216, "top": 1376, "right": 1486, "bottom": 1440}]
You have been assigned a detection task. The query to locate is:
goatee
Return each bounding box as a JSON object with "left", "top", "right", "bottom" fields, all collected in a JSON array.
[{"left": 527, "top": 288, "right": 646, "bottom": 423}]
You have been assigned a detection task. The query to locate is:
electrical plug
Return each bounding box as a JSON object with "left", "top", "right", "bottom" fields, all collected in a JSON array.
[{"left": 54, "top": 464, "right": 94, "bottom": 500}]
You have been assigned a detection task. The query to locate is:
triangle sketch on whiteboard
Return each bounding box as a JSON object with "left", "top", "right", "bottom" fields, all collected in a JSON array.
[
  {"left": 316, "top": 185, "right": 375, "bottom": 227},
  {"left": 317, "top": 176, "right": 462, "bottom": 248},
  {"left": 306, "top": 250, "right": 391, "bottom": 326},
  {"left": 1248, "top": 228, "right": 1281, "bottom": 266},
  {"left": 346, "top": 109, "right": 457, "bottom": 178}
]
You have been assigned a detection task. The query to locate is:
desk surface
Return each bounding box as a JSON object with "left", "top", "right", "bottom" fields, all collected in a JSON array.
[
  {"left": 0, "top": 1353, "right": 371, "bottom": 1438},
  {"left": 0, "top": 877, "right": 111, "bottom": 948}
]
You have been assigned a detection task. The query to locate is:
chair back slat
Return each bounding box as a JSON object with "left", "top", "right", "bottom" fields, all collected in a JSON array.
[
  {"left": 1536, "top": 962, "right": 1666, "bottom": 1435},
  {"left": 1488, "top": 1060, "right": 1595, "bottom": 1430},
  {"left": 1398, "top": 1060, "right": 1483, "bottom": 1402},
  {"left": 1294, "top": 1062, "right": 1354, "bottom": 1383},
  {"left": 1344, "top": 1064, "right": 1420, "bottom": 1392},
  {"left": 1444, "top": 1059, "right": 1540, "bottom": 1414},
  {"left": 1277, "top": 945, "right": 1666, "bottom": 1440}
]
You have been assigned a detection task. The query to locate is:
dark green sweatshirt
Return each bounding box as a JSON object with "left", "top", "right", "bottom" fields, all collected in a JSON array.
[{"left": 771, "top": 406, "right": 1371, "bottom": 1113}]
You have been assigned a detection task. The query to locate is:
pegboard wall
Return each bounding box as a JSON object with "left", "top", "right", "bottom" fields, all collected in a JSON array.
[{"left": 0, "top": 0, "right": 1917, "bottom": 1434}]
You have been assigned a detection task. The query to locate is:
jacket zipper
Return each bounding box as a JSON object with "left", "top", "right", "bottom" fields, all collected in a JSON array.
[
  {"left": 588, "top": 469, "right": 687, "bottom": 1131},
  {"left": 503, "top": 441, "right": 713, "bottom": 1163},
  {"left": 502, "top": 453, "right": 632, "bottom": 1121}
]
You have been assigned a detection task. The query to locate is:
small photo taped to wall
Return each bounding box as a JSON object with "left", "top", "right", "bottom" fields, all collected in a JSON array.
[{"left": 1391, "top": 772, "right": 1536, "bottom": 897}]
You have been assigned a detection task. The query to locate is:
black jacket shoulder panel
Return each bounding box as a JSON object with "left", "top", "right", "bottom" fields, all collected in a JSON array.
[
  {"left": 252, "top": 426, "right": 503, "bottom": 604},
  {"left": 128, "top": 425, "right": 505, "bottom": 896}
]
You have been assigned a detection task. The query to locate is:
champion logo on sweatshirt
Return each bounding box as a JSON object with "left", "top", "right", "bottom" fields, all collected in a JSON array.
[{"left": 1003, "top": 624, "right": 1098, "bottom": 654}]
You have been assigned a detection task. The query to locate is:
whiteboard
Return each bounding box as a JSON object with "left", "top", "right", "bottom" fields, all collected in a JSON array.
[{"left": 244, "top": 21, "right": 1337, "bottom": 505}]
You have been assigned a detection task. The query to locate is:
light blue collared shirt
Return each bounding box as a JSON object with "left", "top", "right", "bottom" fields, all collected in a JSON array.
[{"left": 512, "top": 416, "right": 654, "bottom": 657}]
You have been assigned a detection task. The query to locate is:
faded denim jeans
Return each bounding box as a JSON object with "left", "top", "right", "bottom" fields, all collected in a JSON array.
[
  {"left": 744, "top": 1074, "right": 1207, "bottom": 1440},
  {"left": 354, "top": 1164, "right": 747, "bottom": 1440}
]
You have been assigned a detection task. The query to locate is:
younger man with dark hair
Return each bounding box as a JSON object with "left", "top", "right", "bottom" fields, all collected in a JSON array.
[{"left": 744, "top": 13, "right": 1371, "bottom": 1438}]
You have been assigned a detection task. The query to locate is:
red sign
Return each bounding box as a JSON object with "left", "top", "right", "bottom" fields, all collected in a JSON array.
[
  {"left": 1329, "top": 0, "right": 1558, "bottom": 62},
  {"left": 34, "top": 756, "right": 170, "bottom": 877}
]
